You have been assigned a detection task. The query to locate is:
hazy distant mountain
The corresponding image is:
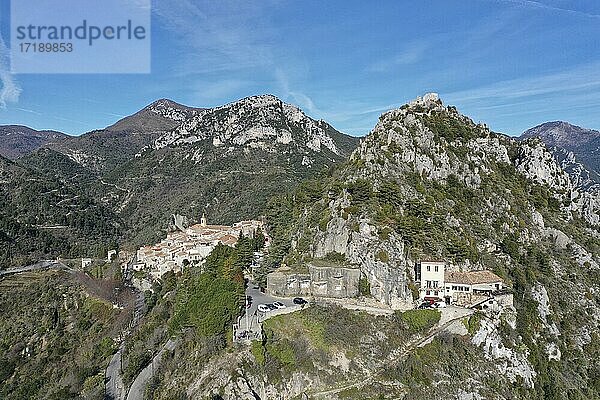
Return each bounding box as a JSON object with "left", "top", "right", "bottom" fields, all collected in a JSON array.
[
  {"left": 43, "top": 99, "right": 204, "bottom": 173},
  {"left": 521, "top": 121, "right": 600, "bottom": 186},
  {"left": 106, "top": 98, "right": 203, "bottom": 133},
  {"left": 0, "top": 125, "right": 67, "bottom": 160}
]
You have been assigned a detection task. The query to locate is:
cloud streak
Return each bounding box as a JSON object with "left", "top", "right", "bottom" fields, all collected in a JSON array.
[
  {"left": 152, "top": 0, "right": 275, "bottom": 76},
  {"left": 493, "top": 0, "right": 600, "bottom": 19},
  {"left": 0, "top": 36, "right": 21, "bottom": 108},
  {"left": 444, "top": 61, "right": 600, "bottom": 104},
  {"left": 367, "top": 41, "right": 429, "bottom": 72}
]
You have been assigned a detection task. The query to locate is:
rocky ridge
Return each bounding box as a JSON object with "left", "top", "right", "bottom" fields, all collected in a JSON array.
[{"left": 153, "top": 94, "right": 354, "bottom": 160}]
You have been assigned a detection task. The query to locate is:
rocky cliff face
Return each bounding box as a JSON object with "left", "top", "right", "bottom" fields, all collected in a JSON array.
[
  {"left": 153, "top": 94, "right": 356, "bottom": 160},
  {"left": 255, "top": 94, "right": 600, "bottom": 397},
  {"left": 283, "top": 94, "right": 599, "bottom": 306}
]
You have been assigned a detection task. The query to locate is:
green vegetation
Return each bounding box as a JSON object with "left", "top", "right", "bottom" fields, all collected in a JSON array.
[
  {"left": 358, "top": 273, "right": 371, "bottom": 296},
  {"left": 323, "top": 251, "right": 347, "bottom": 264},
  {"left": 382, "top": 335, "right": 500, "bottom": 395},
  {"left": 0, "top": 156, "right": 120, "bottom": 269},
  {"left": 464, "top": 312, "right": 482, "bottom": 335},
  {"left": 397, "top": 309, "right": 441, "bottom": 333},
  {"left": 169, "top": 273, "right": 242, "bottom": 336},
  {"left": 123, "top": 234, "right": 265, "bottom": 392},
  {"left": 0, "top": 271, "right": 122, "bottom": 399}
]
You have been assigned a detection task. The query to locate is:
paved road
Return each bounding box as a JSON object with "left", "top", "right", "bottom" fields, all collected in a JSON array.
[
  {"left": 126, "top": 339, "right": 176, "bottom": 400},
  {"left": 236, "top": 284, "right": 304, "bottom": 338},
  {"left": 105, "top": 291, "right": 145, "bottom": 400},
  {"left": 104, "top": 348, "right": 125, "bottom": 400},
  {"left": 0, "top": 260, "right": 70, "bottom": 277}
]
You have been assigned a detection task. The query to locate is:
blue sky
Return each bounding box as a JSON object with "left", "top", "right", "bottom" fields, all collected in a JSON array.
[{"left": 1, "top": 0, "right": 600, "bottom": 137}]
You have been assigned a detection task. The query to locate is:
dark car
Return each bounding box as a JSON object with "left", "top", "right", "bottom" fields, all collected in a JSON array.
[
  {"left": 417, "top": 301, "right": 433, "bottom": 309},
  {"left": 293, "top": 297, "right": 307, "bottom": 305}
]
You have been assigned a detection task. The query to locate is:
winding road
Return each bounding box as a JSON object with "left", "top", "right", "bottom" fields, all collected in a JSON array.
[
  {"left": 0, "top": 260, "right": 70, "bottom": 277},
  {"left": 105, "top": 291, "right": 146, "bottom": 400}
]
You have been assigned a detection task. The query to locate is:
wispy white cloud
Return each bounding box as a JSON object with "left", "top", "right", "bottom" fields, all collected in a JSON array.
[
  {"left": 153, "top": 0, "right": 275, "bottom": 76},
  {"left": 15, "top": 107, "right": 42, "bottom": 115},
  {"left": 0, "top": 36, "right": 21, "bottom": 108},
  {"left": 275, "top": 68, "right": 320, "bottom": 115},
  {"left": 492, "top": 0, "right": 600, "bottom": 19},
  {"left": 367, "top": 41, "right": 429, "bottom": 73},
  {"left": 444, "top": 61, "right": 600, "bottom": 104}
]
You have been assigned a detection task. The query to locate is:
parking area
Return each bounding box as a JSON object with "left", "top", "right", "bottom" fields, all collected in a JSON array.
[{"left": 234, "top": 283, "right": 307, "bottom": 341}]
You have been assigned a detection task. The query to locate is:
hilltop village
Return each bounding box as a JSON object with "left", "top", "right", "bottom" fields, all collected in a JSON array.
[{"left": 132, "top": 214, "right": 269, "bottom": 280}]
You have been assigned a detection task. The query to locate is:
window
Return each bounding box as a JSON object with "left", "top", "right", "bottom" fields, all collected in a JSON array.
[
  {"left": 426, "top": 290, "right": 430, "bottom": 295},
  {"left": 434, "top": 265, "right": 439, "bottom": 272},
  {"left": 426, "top": 265, "right": 431, "bottom": 271}
]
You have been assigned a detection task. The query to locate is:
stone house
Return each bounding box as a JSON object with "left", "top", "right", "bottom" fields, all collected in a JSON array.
[{"left": 267, "top": 264, "right": 360, "bottom": 299}]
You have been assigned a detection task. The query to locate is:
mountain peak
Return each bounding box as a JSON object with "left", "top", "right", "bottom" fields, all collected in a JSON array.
[
  {"left": 408, "top": 92, "right": 442, "bottom": 108},
  {"left": 153, "top": 94, "right": 355, "bottom": 157},
  {"left": 522, "top": 121, "right": 599, "bottom": 147},
  {"left": 521, "top": 120, "right": 600, "bottom": 187}
]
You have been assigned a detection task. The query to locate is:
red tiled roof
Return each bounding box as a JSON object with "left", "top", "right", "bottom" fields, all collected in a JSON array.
[{"left": 445, "top": 270, "right": 503, "bottom": 285}]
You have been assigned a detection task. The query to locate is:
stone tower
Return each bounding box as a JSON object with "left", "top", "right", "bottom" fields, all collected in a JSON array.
[{"left": 200, "top": 212, "right": 207, "bottom": 227}]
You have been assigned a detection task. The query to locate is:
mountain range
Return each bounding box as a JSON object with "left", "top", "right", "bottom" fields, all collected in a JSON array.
[
  {"left": 1, "top": 95, "right": 359, "bottom": 251},
  {"left": 0, "top": 93, "right": 599, "bottom": 399},
  {"left": 0, "top": 126, "right": 67, "bottom": 160}
]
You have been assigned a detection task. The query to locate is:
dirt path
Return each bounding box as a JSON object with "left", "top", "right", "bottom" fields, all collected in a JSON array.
[{"left": 309, "top": 309, "right": 473, "bottom": 398}]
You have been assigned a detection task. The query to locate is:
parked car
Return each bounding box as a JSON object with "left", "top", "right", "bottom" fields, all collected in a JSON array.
[
  {"left": 266, "top": 303, "right": 278, "bottom": 310},
  {"left": 257, "top": 304, "right": 270, "bottom": 313},
  {"left": 293, "top": 297, "right": 307, "bottom": 305},
  {"left": 433, "top": 301, "right": 447, "bottom": 309},
  {"left": 272, "top": 301, "right": 286, "bottom": 309},
  {"left": 417, "top": 301, "right": 433, "bottom": 309}
]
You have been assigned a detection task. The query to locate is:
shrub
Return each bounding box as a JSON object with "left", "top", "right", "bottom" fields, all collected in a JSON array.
[
  {"left": 358, "top": 274, "right": 371, "bottom": 297},
  {"left": 464, "top": 312, "right": 482, "bottom": 335},
  {"left": 347, "top": 179, "right": 372, "bottom": 205},
  {"left": 375, "top": 250, "right": 390, "bottom": 263},
  {"left": 323, "top": 251, "right": 346, "bottom": 264},
  {"left": 398, "top": 309, "right": 440, "bottom": 333},
  {"left": 250, "top": 341, "right": 265, "bottom": 366}
]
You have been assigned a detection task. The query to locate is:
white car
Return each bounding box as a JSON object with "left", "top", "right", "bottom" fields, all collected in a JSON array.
[
  {"left": 433, "top": 301, "right": 447, "bottom": 309},
  {"left": 257, "top": 304, "right": 270, "bottom": 313},
  {"left": 272, "top": 301, "right": 286, "bottom": 309}
]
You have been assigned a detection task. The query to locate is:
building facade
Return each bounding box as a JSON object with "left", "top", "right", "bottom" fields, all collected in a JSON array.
[
  {"left": 267, "top": 264, "right": 361, "bottom": 299},
  {"left": 418, "top": 260, "right": 446, "bottom": 300},
  {"left": 418, "top": 260, "right": 504, "bottom": 305}
]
